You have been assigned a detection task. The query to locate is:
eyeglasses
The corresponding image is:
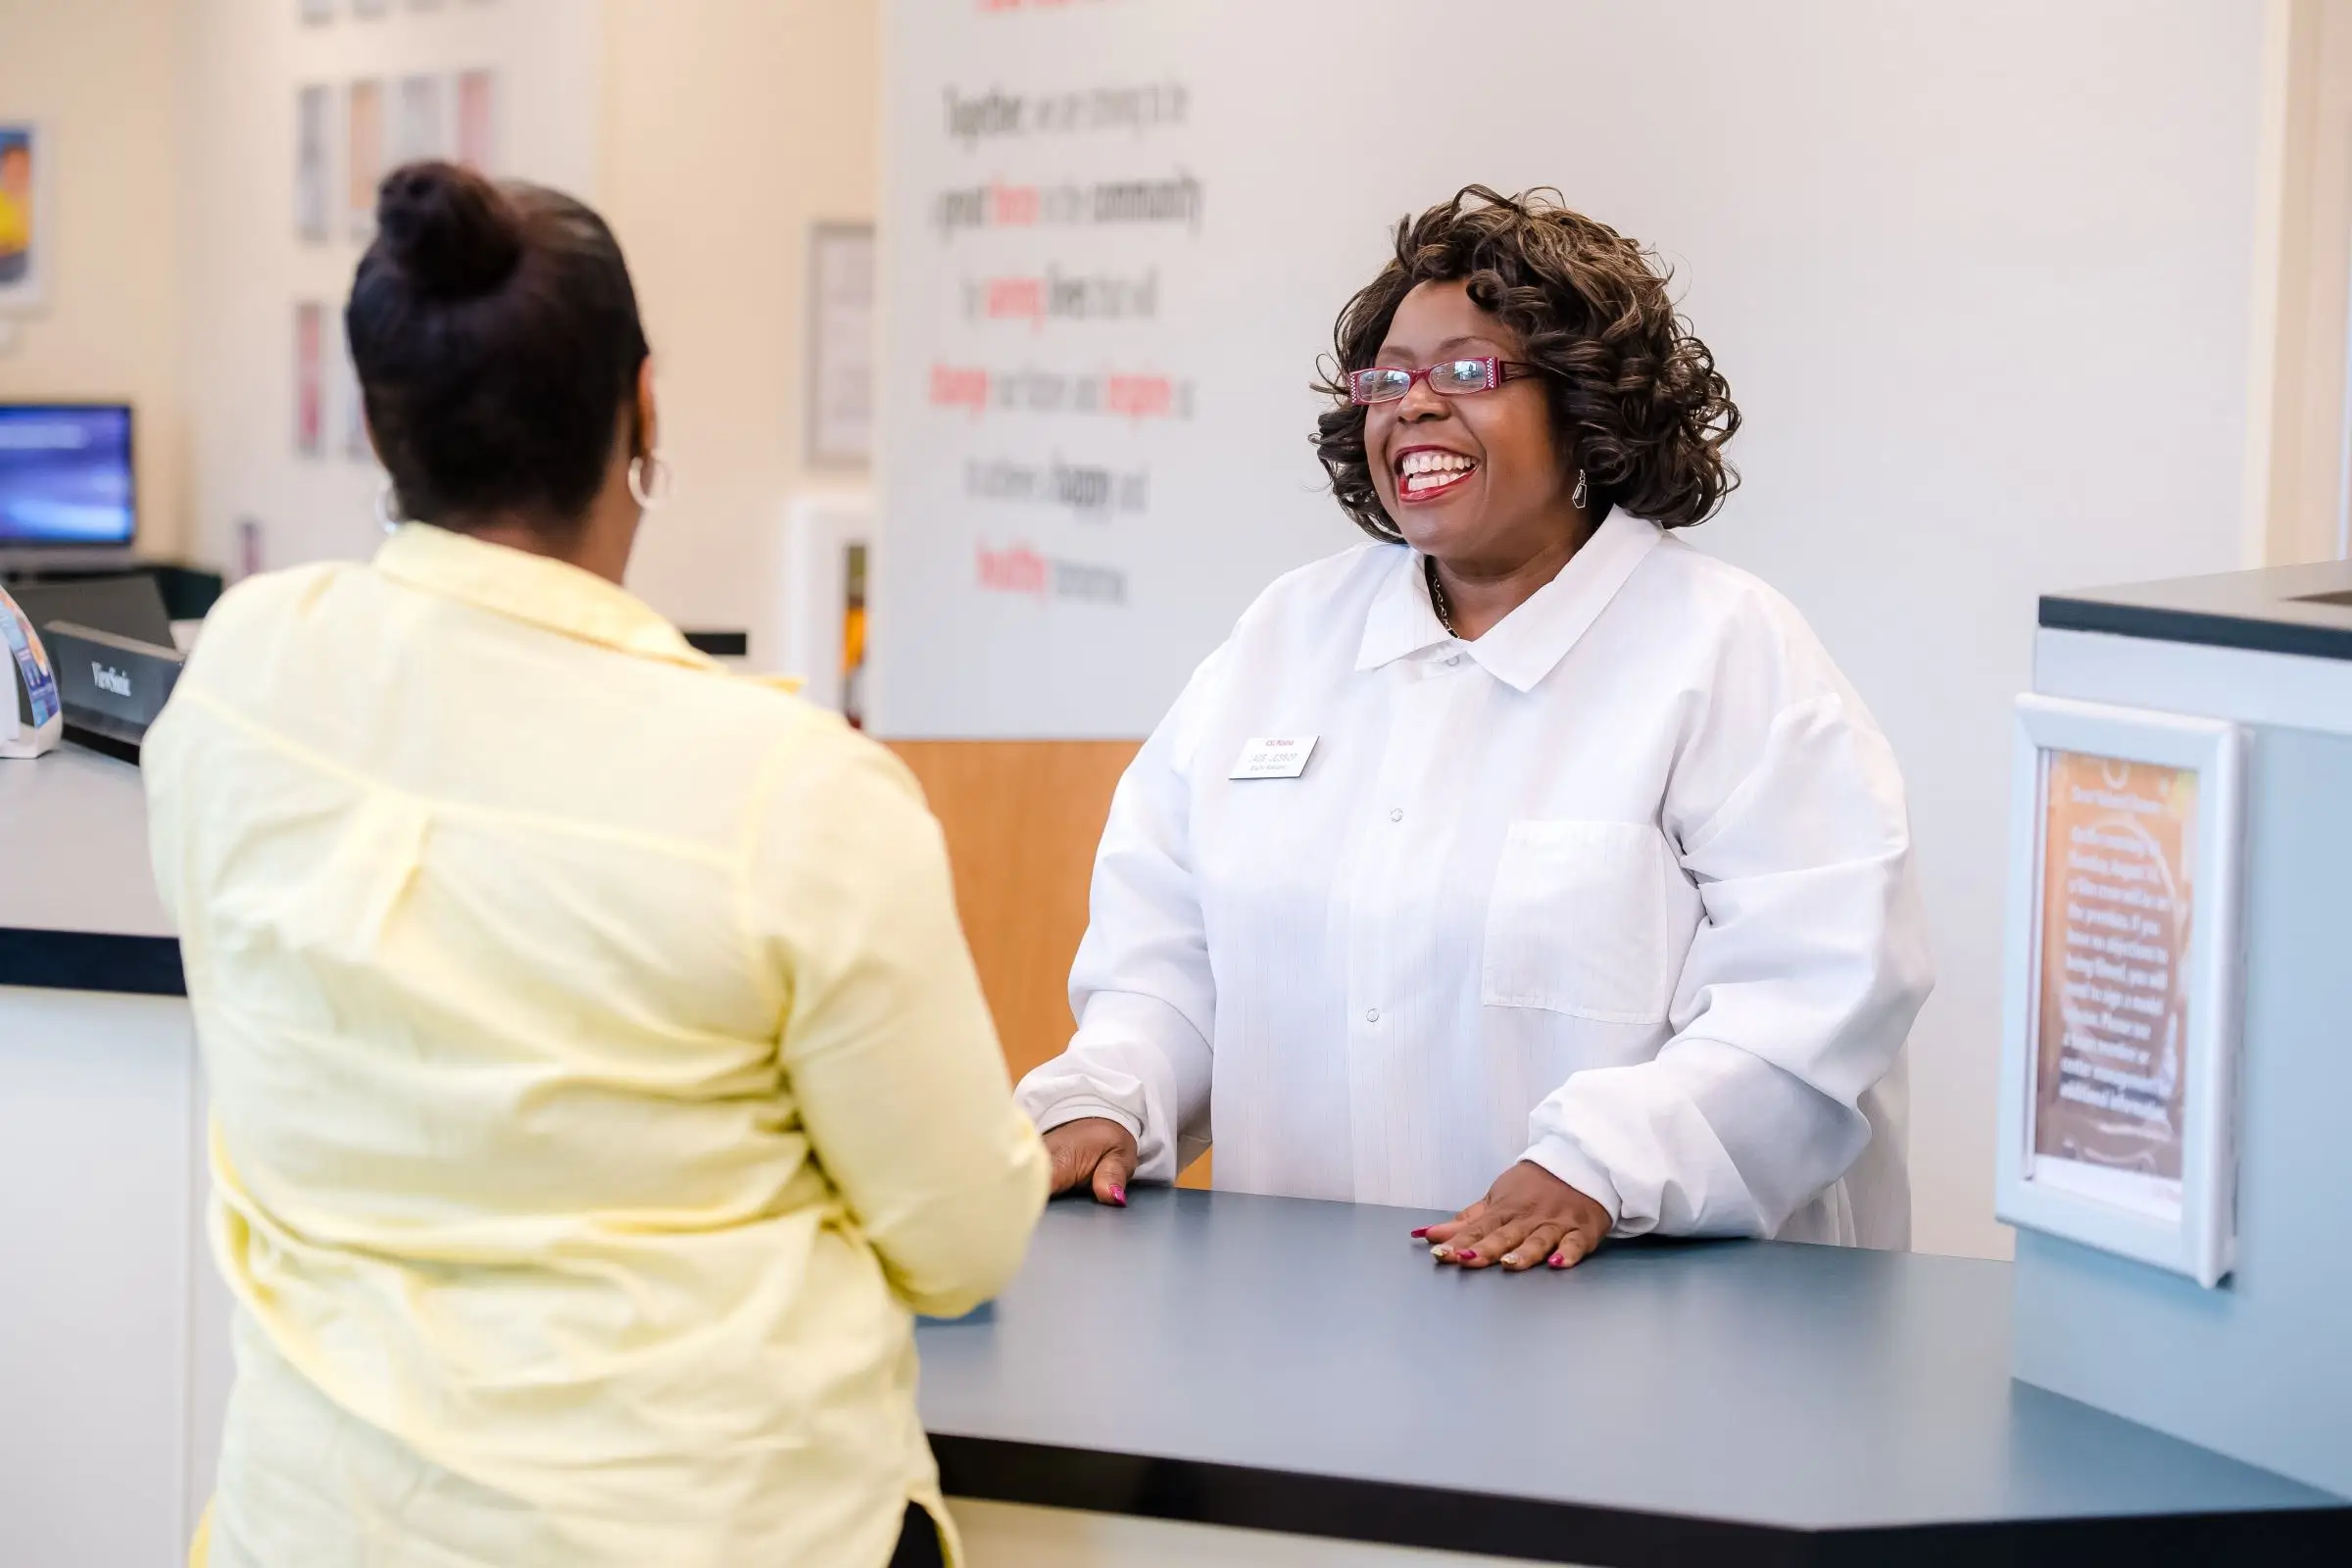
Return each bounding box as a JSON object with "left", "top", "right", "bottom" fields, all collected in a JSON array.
[{"left": 1348, "top": 357, "right": 1541, "bottom": 406}]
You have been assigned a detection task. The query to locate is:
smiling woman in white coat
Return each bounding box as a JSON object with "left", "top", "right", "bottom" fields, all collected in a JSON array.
[{"left": 1016, "top": 186, "right": 1935, "bottom": 1274}]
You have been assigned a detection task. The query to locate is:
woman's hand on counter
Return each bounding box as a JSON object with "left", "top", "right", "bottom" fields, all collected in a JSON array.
[
  {"left": 1415, "top": 1161, "right": 1610, "bottom": 1272},
  {"left": 1042, "top": 1117, "right": 1138, "bottom": 1207}
]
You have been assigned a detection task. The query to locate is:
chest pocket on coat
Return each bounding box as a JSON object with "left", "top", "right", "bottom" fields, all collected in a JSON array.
[{"left": 1480, "top": 819, "right": 1681, "bottom": 1024}]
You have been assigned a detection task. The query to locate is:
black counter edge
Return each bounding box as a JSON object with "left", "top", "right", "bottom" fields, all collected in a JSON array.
[
  {"left": 2039, "top": 595, "right": 2352, "bottom": 662},
  {"left": 0, "top": 928, "right": 185, "bottom": 997},
  {"left": 930, "top": 1435, "right": 2352, "bottom": 1568}
]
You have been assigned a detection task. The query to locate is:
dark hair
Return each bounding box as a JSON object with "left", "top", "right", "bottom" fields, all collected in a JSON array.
[
  {"left": 1313, "top": 186, "right": 1740, "bottom": 540},
  {"left": 348, "top": 162, "right": 650, "bottom": 529}
]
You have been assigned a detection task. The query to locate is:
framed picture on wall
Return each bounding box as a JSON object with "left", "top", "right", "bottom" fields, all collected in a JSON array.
[
  {"left": 335, "top": 320, "right": 369, "bottom": 463},
  {"left": 454, "top": 69, "right": 498, "bottom": 173},
  {"left": 295, "top": 303, "right": 326, "bottom": 459},
  {"left": 0, "top": 122, "right": 50, "bottom": 313},
  {"left": 347, "top": 79, "right": 385, "bottom": 236},
  {"left": 296, "top": 86, "right": 334, "bottom": 243},
  {"left": 1993, "top": 694, "right": 2245, "bottom": 1287},
  {"left": 353, "top": 0, "right": 391, "bottom": 19},
  {"left": 299, "top": 0, "right": 338, "bottom": 23},
  {"left": 393, "top": 74, "right": 447, "bottom": 168},
  {"left": 807, "top": 222, "right": 876, "bottom": 467}
]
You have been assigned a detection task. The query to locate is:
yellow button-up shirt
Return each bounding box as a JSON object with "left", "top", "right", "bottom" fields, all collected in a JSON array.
[{"left": 145, "top": 524, "right": 1047, "bottom": 1568}]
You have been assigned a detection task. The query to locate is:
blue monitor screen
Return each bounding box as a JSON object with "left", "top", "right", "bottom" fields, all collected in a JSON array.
[{"left": 0, "top": 404, "right": 136, "bottom": 547}]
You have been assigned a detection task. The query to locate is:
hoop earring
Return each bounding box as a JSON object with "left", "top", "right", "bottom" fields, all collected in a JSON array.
[
  {"left": 1571, "top": 469, "right": 1590, "bottom": 511},
  {"left": 376, "top": 481, "right": 406, "bottom": 535},
  {"left": 628, "top": 453, "right": 672, "bottom": 512}
]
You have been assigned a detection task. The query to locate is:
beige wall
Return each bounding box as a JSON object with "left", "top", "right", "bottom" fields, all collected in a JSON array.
[
  {"left": 598, "top": 0, "right": 878, "bottom": 655},
  {"left": 2, "top": 0, "right": 880, "bottom": 637},
  {"left": 0, "top": 0, "right": 190, "bottom": 557}
]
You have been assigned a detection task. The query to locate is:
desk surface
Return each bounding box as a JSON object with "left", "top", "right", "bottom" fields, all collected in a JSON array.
[
  {"left": 916, "top": 1190, "right": 2350, "bottom": 1565},
  {"left": 2041, "top": 558, "right": 2352, "bottom": 662},
  {"left": 0, "top": 745, "right": 182, "bottom": 995}
]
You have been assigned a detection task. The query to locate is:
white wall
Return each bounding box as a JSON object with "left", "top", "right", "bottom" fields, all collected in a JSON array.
[
  {"left": 179, "top": 0, "right": 605, "bottom": 576},
  {"left": 875, "top": 0, "right": 2273, "bottom": 1258},
  {"left": 0, "top": 0, "right": 191, "bottom": 557}
]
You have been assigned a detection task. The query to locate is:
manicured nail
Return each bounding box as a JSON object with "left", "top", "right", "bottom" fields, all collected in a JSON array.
[
  {"left": 1501, "top": 1254, "right": 1522, "bottom": 1268},
  {"left": 1107, "top": 1186, "right": 1127, "bottom": 1206},
  {"left": 1547, "top": 1252, "right": 1567, "bottom": 1268},
  {"left": 1456, "top": 1250, "right": 1479, "bottom": 1263},
  {"left": 1409, "top": 1227, "right": 1431, "bottom": 1239},
  {"left": 1429, "top": 1244, "right": 1451, "bottom": 1260}
]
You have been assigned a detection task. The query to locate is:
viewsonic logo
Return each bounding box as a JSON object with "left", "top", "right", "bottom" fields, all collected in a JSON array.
[{"left": 92, "top": 662, "right": 132, "bottom": 698}]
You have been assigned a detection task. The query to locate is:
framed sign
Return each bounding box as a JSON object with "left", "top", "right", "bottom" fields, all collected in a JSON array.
[
  {"left": 1995, "top": 695, "right": 2245, "bottom": 1287},
  {"left": 807, "top": 222, "right": 875, "bottom": 467}
]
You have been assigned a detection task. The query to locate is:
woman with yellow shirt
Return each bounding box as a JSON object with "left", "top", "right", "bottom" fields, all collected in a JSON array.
[{"left": 144, "top": 162, "right": 1048, "bottom": 1568}]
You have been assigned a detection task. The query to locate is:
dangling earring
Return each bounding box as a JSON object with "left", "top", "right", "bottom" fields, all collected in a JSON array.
[
  {"left": 1572, "top": 468, "right": 1590, "bottom": 511},
  {"left": 376, "top": 481, "right": 406, "bottom": 535},
  {"left": 628, "top": 452, "right": 672, "bottom": 513}
]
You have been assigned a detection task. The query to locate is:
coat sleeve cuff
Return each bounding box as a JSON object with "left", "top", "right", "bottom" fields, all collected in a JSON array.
[
  {"left": 1522, "top": 1134, "right": 1626, "bottom": 1234},
  {"left": 1030, "top": 1097, "right": 1145, "bottom": 1144}
]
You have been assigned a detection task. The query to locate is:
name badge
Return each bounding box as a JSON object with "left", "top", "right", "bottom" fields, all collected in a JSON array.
[{"left": 1230, "top": 736, "right": 1317, "bottom": 780}]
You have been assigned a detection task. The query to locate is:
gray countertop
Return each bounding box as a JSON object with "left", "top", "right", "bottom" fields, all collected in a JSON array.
[
  {"left": 0, "top": 745, "right": 170, "bottom": 940},
  {"left": 2041, "top": 558, "right": 2352, "bottom": 662},
  {"left": 916, "top": 1190, "right": 2349, "bottom": 1563},
  {"left": 0, "top": 744, "right": 181, "bottom": 995}
]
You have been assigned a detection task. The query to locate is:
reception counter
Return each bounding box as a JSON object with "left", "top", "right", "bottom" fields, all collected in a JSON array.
[
  {"left": 920, "top": 1190, "right": 2349, "bottom": 1564},
  {"left": 1, "top": 745, "right": 214, "bottom": 1568},
  {"left": 7, "top": 745, "right": 2350, "bottom": 1565}
]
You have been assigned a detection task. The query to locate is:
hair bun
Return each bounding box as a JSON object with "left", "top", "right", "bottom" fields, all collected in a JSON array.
[{"left": 374, "top": 161, "right": 524, "bottom": 300}]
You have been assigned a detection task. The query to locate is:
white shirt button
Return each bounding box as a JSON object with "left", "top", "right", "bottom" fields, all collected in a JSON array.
[
  {"left": 1446, "top": 654, "right": 1463, "bottom": 666},
  {"left": 1365, "top": 1007, "right": 1381, "bottom": 1023},
  {"left": 1389, "top": 808, "right": 1403, "bottom": 822}
]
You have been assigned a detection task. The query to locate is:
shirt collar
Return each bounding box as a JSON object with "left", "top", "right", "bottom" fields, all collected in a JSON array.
[
  {"left": 371, "top": 523, "right": 714, "bottom": 671},
  {"left": 1354, "top": 512, "right": 1664, "bottom": 693}
]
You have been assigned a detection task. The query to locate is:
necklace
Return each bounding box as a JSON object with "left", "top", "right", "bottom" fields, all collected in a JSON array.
[{"left": 1425, "top": 555, "right": 1460, "bottom": 639}]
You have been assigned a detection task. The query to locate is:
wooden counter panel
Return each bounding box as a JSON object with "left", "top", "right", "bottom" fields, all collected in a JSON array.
[{"left": 888, "top": 739, "right": 1209, "bottom": 1190}]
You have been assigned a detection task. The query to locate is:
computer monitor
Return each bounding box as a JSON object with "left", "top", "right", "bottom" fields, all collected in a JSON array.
[{"left": 0, "top": 403, "right": 136, "bottom": 549}]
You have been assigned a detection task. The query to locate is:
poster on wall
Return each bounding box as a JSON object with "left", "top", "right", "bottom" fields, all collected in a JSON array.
[
  {"left": 296, "top": 86, "right": 334, "bottom": 243},
  {"left": 1994, "top": 695, "right": 2244, "bottom": 1287},
  {"left": 347, "top": 79, "right": 385, "bottom": 236},
  {"left": 300, "top": 0, "right": 337, "bottom": 23},
  {"left": 808, "top": 223, "right": 876, "bottom": 467},
  {"left": 455, "top": 70, "right": 498, "bottom": 172},
  {"left": 0, "top": 123, "right": 48, "bottom": 313},
  {"left": 295, "top": 303, "right": 325, "bottom": 459},
  {"left": 879, "top": 3, "right": 1235, "bottom": 737},
  {"left": 394, "top": 74, "right": 448, "bottom": 168}
]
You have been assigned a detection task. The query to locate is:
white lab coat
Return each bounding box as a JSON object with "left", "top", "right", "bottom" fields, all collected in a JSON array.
[{"left": 1015, "top": 514, "right": 1934, "bottom": 1247}]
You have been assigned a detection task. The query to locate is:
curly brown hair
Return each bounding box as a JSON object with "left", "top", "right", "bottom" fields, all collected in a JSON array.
[{"left": 1313, "top": 186, "right": 1740, "bottom": 541}]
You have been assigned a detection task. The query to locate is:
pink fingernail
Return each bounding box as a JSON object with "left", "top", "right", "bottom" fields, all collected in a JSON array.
[
  {"left": 1108, "top": 1186, "right": 1128, "bottom": 1206},
  {"left": 1409, "top": 1227, "right": 1431, "bottom": 1239},
  {"left": 1456, "top": 1250, "right": 1478, "bottom": 1263},
  {"left": 1547, "top": 1252, "right": 1566, "bottom": 1268}
]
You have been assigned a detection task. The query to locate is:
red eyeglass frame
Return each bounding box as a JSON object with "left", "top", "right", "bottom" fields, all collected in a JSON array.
[{"left": 1348, "top": 357, "right": 1543, "bottom": 406}]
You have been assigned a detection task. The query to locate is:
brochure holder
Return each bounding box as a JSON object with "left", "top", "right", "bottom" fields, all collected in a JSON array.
[{"left": 1, "top": 583, "right": 63, "bottom": 759}]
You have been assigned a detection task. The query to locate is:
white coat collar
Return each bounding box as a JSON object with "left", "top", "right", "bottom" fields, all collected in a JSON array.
[{"left": 1354, "top": 512, "right": 1664, "bottom": 693}]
